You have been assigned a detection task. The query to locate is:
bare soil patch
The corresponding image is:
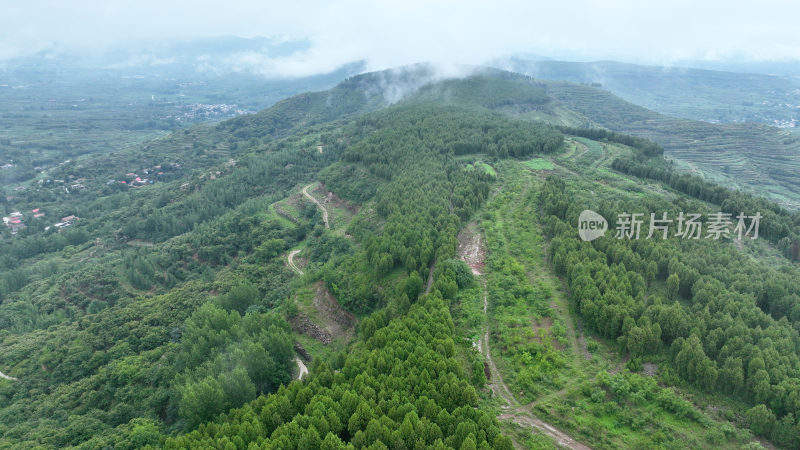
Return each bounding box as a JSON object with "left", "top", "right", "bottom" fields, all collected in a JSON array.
[
  {"left": 313, "top": 281, "right": 356, "bottom": 341},
  {"left": 457, "top": 222, "right": 486, "bottom": 275},
  {"left": 643, "top": 362, "right": 658, "bottom": 376},
  {"left": 318, "top": 183, "right": 359, "bottom": 215}
]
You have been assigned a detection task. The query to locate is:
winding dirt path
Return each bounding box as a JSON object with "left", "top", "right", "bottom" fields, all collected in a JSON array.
[
  {"left": 294, "top": 358, "right": 308, "bottom": 380},
  {"left": 572, "top": 138, "right": 590, "bottom": 160},
  {"left": 480, "top": 283, "right": 516, "bottom": 405},
  {"left": 498, "top": 413, "right": 590, "bottom": 450},
  {"left": 303, "top": 184, "right": 329, "bottom": 229},
  {"left": 288, "top": 249, "right": 304, "bottom": 275},
  {"left": 0, "top": 370, "right": 18, "bottom": 381},
  {"left": 459, "top": 216, "right": 589, "bottom": 449},
  {"left": 424, "top": 260, "right": 436, "bottom": 295},
  {"left": 478, "top": 277, "right": 590, "bottom": 449}
]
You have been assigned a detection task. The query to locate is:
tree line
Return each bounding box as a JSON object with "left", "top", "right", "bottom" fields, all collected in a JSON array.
[{"left": 540, "top": 176, "right": 800, "bottom": 447}]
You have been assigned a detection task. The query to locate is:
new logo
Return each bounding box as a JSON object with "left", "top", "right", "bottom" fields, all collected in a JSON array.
[{"left": 578, "top": 210, "right": 608, "bottom": 242}]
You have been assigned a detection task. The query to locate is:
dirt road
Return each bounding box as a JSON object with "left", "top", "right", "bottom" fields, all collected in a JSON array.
[
  {"left": 294, "top": 358, "right": 308, "bottom": 380},
  {"left": 460, "top": 223, "right": 589, "bottom": 449},
  {"left": 479, "top": 279, "right": 590, "bottom": 449},
  {"left": 498, "top": 413, "right": 590, "bottom": 450},
  {"left": 424, "top": 260, "right": 436, "bottom": 295},
  {"left": 303, "top": 184, "right": 329, "bottom": 229},
  {"left": 0, "top": 370, "right": 18, "bottom": 381},
  {"left": 288, "top": 249, "right": 304, "bottom": 275}
]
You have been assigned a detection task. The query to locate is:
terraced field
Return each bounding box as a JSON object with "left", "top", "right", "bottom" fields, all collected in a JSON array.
[{"left": 540, "top": 81, "right": 800, "bottom": 209}]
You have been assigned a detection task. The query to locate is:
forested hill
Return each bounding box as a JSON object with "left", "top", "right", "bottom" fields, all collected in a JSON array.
[
  {"left": 214, "top": 64, "right": 552, "bottom": 141},
  {"left": 216, "top": 64, "right": 800, "bottom": 209},
  {"left": 0, "top": 66, "right": 799, "bottom": 448},
  {"left": 0, "top": 71, "right": 565, "bottom": 448}
]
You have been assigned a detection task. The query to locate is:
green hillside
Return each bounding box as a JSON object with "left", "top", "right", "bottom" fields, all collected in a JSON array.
[
  {"left": 536, "top": 80, "right": 800, "bottom": 209},
  {"left": 331, "top": 66, "right": 800, "bottom": 210},
  {"left": 0, "top": 68, "right": 799, "bottom": 449}
]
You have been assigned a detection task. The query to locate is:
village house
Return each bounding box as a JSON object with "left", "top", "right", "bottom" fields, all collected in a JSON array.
[
  {"left": 54, "top": 215, "right": 79, "bottom": 229},
  {"left": 2, "top": 212, "right": 25, "bottom": 234}
]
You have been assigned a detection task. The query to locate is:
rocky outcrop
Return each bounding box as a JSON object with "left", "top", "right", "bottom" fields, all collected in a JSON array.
[
  {"left": 274, "top": 204, "right": 299, "bottom": 224},
  {"left": 314, "top": 283, "right": 356, "bottom": 329},
  {"left": 294, "top": 342, "right": 312, "bottom": 362},
  {"left": 290, "top": 314, "right": 332, "bottom": 345}
]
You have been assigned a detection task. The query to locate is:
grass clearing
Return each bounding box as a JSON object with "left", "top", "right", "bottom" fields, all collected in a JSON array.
[
  {"left": 523, "top": 158, "right": 555, "bottom": 171},
  {"left": 476, "top": 161, "right": 497, "bottom": 177},
  {"left": 451, "top": 159, "right": 761, "bottom": 449}
]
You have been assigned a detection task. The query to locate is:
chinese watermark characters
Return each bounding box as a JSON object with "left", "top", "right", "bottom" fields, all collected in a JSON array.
[{"left": 578, "top": 210, "right": 761, "bottom": 242}]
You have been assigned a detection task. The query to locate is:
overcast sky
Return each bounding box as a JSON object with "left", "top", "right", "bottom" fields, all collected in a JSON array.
[{"left": 3, "top": 0, "right": 800, "bottom": 76}]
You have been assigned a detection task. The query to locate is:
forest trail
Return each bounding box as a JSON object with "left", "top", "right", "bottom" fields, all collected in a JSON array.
[
  {"left": 479, "top": 277, "right": 590, "bottom": 449},
  {"left": 424, "top": 260, "right": 436, "bottom": 295},
  {"left": 576, "top": 320, "right": 592, "bottom": 360},
  {"left": 288, "top": 249, "right": 304, "bottom": 275},
  {"left": 591, "top": 143, "right": 610, "bottom": 169},
  {"left": 303, "top": 184, "right": 329, "bottom": 229},
  {"left": 480, "top": 283, "right": 516, "bottom": 405},
  {"left": 461, "top": 222, "right": 590, "bottom": 450},
  {"left": 0, "top": 370, "right": 18, "bottom": 381},
  {"left": 497, "top": 413, "right": 591, "bottom": 450},
  {"left": 294, "top": 358, "right": 308, "bottom": 380},
  {"left": 572, "top": 138, "right": 590, "bottom": 160}
]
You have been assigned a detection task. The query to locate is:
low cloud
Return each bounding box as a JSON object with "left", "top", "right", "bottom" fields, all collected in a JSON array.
[
  {"left": 105, "top": 55, "right": 176, "bottom": 69},
  {"left": 364, "top": 63, "right": 481, "bottom": 104},
  {"left": 219, "top": 49, "right": 357, "bottom": 79},
  {"left": 2, "top": 0, "right": 800, "bottom": 75}
]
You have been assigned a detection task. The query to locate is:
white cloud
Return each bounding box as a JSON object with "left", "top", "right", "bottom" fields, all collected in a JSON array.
[{"left": 1, "top": 0, "right": 800, "bottom": 73}]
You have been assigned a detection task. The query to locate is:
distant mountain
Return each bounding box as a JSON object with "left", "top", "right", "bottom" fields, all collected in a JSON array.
[
  {"left": 1, "top": 36, "right": 313, "bottom": 74},
  {"left": 676, "top": 59, "right": 800, "bottom": 77},
  {"left": 504, "top": 58, "right": 800, "bottom": 130}
]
